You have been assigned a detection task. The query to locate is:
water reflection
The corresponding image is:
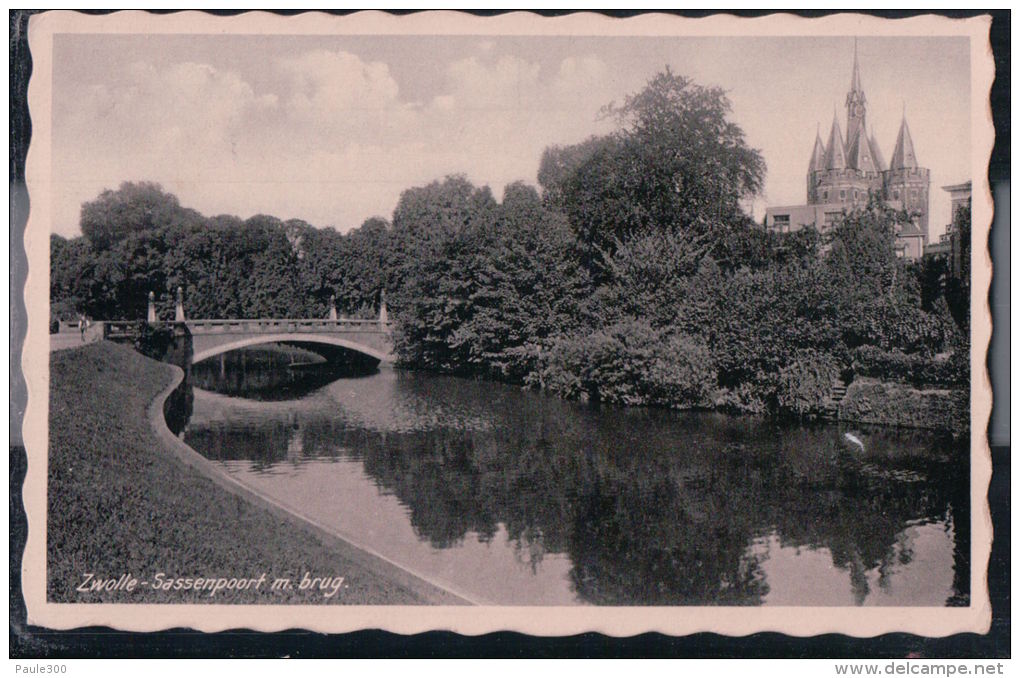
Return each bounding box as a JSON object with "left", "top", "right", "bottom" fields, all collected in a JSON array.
[
  {"left": 192, "top": 345, "right": 378, "bottom": 401},
  {"left": 172, "top": 351, "right": 969, "bottom": 606}
]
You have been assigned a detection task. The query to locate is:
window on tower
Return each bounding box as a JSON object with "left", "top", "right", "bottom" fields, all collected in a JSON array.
[
  {"left": 822, "top": 190, "right": 828, "bottom": 201},
  {"left": 840, "top": 189, "right": 846, "bottom": 201},
  {"left": 893, "top": 189, "right": 900, "bottom": 200}
]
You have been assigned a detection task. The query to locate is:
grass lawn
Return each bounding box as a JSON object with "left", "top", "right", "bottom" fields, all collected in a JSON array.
[{"left": 47, "top": 341, "right": 424, "bottom": 604}]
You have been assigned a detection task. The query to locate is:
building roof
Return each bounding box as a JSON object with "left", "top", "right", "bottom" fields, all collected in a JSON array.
[
  {"left": 942, "top": 180, "right": 972, "bottom": 193},
  {"left": 807, "top": 128, "right": 827, "bottom": 173},
  {"left": 868, "top": 130, "right": 887, "bottom": 172},
  {"left": 823, "top": 113, "right": 847, "bottom": 170},
  {"left": 765, "top": 202, "right": 847, "bottom": 231},
  {"left": 896, "top": 220, "right": 924, "bottom": 237},
  {"left": 890, "top": 116, "right": 919, "bottom": 169},
  {"left": 846, "top": 128, "right": 878, "bottom": 173}
]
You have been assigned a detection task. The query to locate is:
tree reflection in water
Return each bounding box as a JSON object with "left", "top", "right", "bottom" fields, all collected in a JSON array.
[{"left": 176, "top": 357, "right": 969, "bottom": 606}]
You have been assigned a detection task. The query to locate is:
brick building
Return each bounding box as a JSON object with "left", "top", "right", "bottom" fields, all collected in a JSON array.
[
  {"left": 765, "top": 42, "right": 930, "bottom": 259},
  {"left": 924, "top": 181, "right": 971, "bottom": 277}
]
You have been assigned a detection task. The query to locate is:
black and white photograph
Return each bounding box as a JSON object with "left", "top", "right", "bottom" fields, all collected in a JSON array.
[{"left": 16, "top": 10, "right": 996, "bottom": 640}]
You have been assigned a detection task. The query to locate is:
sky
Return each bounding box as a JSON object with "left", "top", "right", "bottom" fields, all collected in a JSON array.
[{"left": 50, "top": 33, "right": 971, "bottom": 240}]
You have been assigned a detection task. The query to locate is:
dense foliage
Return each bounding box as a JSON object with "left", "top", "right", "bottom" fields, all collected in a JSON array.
[
  {"left": 534, "top": 320, "right": 715, "bottom": 408},
  {"left": 51, "top": 184, "right": 390, "bottom": 323},
  {"left": 51, "top": 70, "right": 969, "bottom": 418}
]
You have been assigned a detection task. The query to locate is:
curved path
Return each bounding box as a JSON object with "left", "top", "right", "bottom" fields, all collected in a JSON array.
[{"left": 148, "top": 365, "right": 481, "bottom": 606}]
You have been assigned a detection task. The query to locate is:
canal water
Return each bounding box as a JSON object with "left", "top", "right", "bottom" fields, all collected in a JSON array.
[{"left": 171, "top": 347, "right": 970, "bottom": 606}]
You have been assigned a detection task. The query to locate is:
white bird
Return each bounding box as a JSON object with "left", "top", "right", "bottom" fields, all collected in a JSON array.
[{"left": 843, "top": 432, "right": 865, "bottom": 454}]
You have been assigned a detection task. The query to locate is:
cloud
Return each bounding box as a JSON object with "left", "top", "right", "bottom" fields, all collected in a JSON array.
[
  {"left": 279, "top": 49, "right": 399, "bottom": 109},
  {"left": 444, "top": 54, "right": 542, "bottom": 110},
  {"left": 51, "top": 47, "right": 618, "bottom": 235}
]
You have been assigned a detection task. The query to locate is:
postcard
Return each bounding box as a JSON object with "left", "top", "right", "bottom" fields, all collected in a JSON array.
[{"left": 20, "top": 10, "right": 994, "bottom": 637}]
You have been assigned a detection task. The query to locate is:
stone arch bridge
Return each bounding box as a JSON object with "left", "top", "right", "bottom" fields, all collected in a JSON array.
[
  {"left": 103, "top": 290, "right": 394, "bottom": 365},
  {"left": 105, "top": 318, "right": 394, "bottom": 365}
]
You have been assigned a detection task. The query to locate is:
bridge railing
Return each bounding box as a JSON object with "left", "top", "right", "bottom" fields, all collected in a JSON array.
[
  {"left": 103, "top": 321, "right": 135, "bottom": 340},
  {"left": 186, "top": 318, "right": 389, "bottom": 334},
  {"left": 103, "top": 318, "right": 390, "bottom": 339}
]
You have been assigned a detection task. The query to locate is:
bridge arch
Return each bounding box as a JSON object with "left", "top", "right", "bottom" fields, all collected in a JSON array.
[{"left": 191, "top": 332, "right": 392, "bottom": 365}]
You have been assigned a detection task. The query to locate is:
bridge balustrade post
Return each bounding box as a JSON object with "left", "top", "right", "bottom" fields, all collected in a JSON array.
[
  {"left": 329, "top": 294, "right": 338, "bottom": 321},
  {"left": 174, "top": 286, "right": 186, "bottom": 323},
  {"left": 147, "top": 291, "right": 156, "bottom": 323},
  {"left": 378, "top": 290, "right": 388, "bottom": 326}
]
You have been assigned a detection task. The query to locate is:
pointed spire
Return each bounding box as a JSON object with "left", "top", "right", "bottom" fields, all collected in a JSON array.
[
  {"left": 808, "top": 125, "right": 826, "bottom": 173},
  {"left": 890, "top": 115, "right": 919, "bottom": 169},
  {"left": 823, "top": 111, "right": 847, "bottom": 170},
  {"left": 846, "top": 128, "right": 878, "bottom": 173},
  {"left": 850, "top": 38, "right": 862, "bottom": 93},
  {"left": 868, "top": 126, "right": 887, "bottom": 172},
  {"left": 845, "top": 40, "right": 867, "bottom": 143}
]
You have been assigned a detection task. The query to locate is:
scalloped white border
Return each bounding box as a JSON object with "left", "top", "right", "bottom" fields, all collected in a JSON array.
[{"left": 21, "top": 10, "right": 995, "bottom": 638}]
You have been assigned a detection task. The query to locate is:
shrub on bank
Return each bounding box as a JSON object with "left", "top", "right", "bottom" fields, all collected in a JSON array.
[
  {"left": 132, "top": 321, "right": 176, "bottom": 361},
  {"left": 714, "top": 381, "right": 770, "bottom": 415},
  {"left": 839, "top": 377, "right": 969, "bottom": 435},
  {"left": 841, "top": 296, "right": 954, "bottom": 356},
  {"left": 534, "top": 320, "right": 715, "bottom": 408},
  {"left": 852, "top": 345, "right": 968, "bottom": 387},
  {"left": 774, "top": 349, "right": 840, "bottom": 417}
]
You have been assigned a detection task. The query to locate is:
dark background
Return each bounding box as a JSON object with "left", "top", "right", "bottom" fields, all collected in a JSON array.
[{"left": 9, "top": 8, "right": 1010, "bottom": 659}]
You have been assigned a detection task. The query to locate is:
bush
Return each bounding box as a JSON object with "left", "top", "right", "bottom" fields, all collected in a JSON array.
[
  {"left": 534, "top": 320, "right": 715, "bottom": 408},
  {"left": 840, "top": 378, "right": 969, "bottom": 434},
  {"left": 645, "top": 334, "right": 717, "bottom": 407},
  {"left": 774, "top": 349, "right": 840, "bottom": 417},
  {"left": 851, "top": 345, "right": 968, "bottom": 387},
  {"left": 132, "top": 322, "right": 176, "bottom": 361},
  {"left": 50, "top": 299, "right": 79, "bottom": 334},
  {"left": 714, "top": 382, "right": 770, "bottom": 415},
  {"left": 842, "top": 297, "right": 953, "bottom": 355}
]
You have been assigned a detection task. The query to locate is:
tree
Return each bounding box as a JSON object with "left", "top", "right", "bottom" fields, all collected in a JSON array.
[
  {"left": 537, "top": 136, "right": 616, "bottom": 210},
  {"left": 50, "top": 234, "right": 90, "bottom": 312},
  {"left": 388, "top": 176, "right": 500, "bottom": 371},
  {"left": 824, "top": 200, "right": 903, "bottom": 304},
  {"left": 458, "top": 182, "right": 591, "bottom": 380},
  {"left": 602, "top": 68, "right": 765, "bottom": 230},
  {"left": 80, "top": 181, "right": 202, "bottom": 250},
  {"left": 540, "top": 68, "right": 766, "bottom": 275},
  {"left": 944, "top": 200, "right": 971, "bottom": 332}
]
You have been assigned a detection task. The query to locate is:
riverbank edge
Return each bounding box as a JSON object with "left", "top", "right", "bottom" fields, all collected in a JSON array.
[
  {"left": 838, "top": 378, "right": 969, "bottom": 434},
  {"left": 145, "top": 359, "right": 480, "bottom": 606},
  {"left": 397, "top": 359, "right": 969, "bottom": 435}
]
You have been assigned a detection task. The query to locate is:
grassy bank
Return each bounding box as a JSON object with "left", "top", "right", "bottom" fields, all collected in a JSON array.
[{"left": 47, "top": 341, "right": 424, "bottom": 604}]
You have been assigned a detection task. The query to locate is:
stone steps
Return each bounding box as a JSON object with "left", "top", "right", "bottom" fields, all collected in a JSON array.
[{"left": 822, "top": 378, "right": 849, "bottom": 418}]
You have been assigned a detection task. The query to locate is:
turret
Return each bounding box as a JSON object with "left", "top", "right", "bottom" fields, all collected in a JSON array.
[
  {"left": 806, "top": 126, "right": 827, "bottom": 201},
  {"left": 823, "top": 112, "right": 847, "bottom": 171},
  {"left": 889, "top": 115, "right": 919, "bottom": 169},
  {"left": 807, "top": 127, "right": 826, "bottom": 173},
  {"left": 868, "top": 128, "right": 886, "bottom": 172},
  {"left": 884, "top": 114, "right": 930, "bottom": 243},
  {"left": 846, "top": 129, "right": 878, "bottom": 174}
]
